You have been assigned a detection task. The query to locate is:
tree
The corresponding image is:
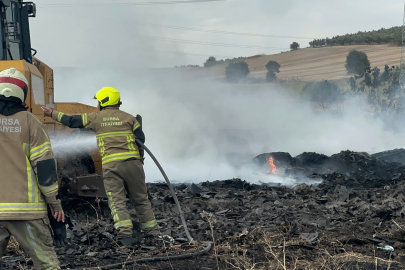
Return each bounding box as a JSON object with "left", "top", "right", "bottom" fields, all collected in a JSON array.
[
  {"left": 364, "top": 72, "right": 372, "bottom": 87},
  {"left": 348, "top": 77, "right": 357, "bottom": 92},
  {"left": 265, "top": 60, "right": 281, "bottom": 83},
  {"left": 371, "top": 67, "right": 381, "bottom": 88},
  {"left": 380, "top": 64, "right": 391, "bottom": 83},
  {"left": 225, "top": 61, "right": 250, "bottom": 82},
  {"left": 204, "top": 56, "right": 217, "bottom": 68},
  {"left": 345, "top": 50, "right": 371, "bottom": 75},
  {"left": 290, "top": 42, "right": 300, "bottom": 51},
  {"left": 265, "top": 60, "right": 281, "bottom": 73},
  {"left": 300, "top": 80, "right": 344, "bottom": 110},
  {"left": 266, "top": 72, "right": 277, "bottom": 83}
]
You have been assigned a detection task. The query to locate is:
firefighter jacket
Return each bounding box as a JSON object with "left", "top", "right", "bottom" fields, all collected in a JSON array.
[
  {"left": 51, "top": 107, "right": 144, "bottom": 168},
  {"left": 0, "top": 111, "right": 62, "bottom": 220}
]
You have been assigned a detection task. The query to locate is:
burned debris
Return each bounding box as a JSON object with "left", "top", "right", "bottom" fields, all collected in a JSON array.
[{"left": 3, "top": 149, "right": 405, "bottom": 269}]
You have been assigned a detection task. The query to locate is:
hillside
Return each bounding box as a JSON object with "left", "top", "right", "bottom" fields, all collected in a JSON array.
[{"left": 192, "top": 44, "right": 401, "bottom": 82}]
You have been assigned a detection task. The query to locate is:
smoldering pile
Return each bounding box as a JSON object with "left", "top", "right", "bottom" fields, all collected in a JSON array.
[
  {"left": 3, "top": 149, "right": 405, "bottom": 269},
  {"left": 245, "top": 149, "right": 405, "bottom": 188}
]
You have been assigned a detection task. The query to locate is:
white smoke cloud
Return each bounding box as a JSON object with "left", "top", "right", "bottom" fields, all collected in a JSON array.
[{"left": 51, "top": 68, "right": 405, "bottom": 184}]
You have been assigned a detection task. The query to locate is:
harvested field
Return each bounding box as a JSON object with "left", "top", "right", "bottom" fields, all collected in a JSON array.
[
  {"left": 188, "top": 44, "right": 401, "bottom": 82},
  {"left": 3, "top": 149, "right": 405, "bottom": 269}
]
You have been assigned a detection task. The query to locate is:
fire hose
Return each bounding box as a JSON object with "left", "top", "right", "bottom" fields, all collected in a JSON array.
[
  {"left": 66, "top": 139, "right": 211, "bottom": 270},
  {"left": 133, "top": 114, "right": 194, "bottom": 243},
  {"left": 137, "top": 139, "right": 194, "bottom": 243}
]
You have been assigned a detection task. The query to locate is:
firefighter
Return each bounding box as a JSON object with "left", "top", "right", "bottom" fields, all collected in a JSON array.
[
  {"left": 0, "top": 68, "right": 64, "bottom": 270},
  {"left": 41, "top": 87, "right": 158, "bottom": 242}
]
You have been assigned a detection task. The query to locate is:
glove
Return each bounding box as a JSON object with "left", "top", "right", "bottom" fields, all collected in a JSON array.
[
  {"left": 49, "top": 215, "right": 68, "bottom": 248},
  {"left": 47, "top": 190, "right": 69, "bottom": 248}
]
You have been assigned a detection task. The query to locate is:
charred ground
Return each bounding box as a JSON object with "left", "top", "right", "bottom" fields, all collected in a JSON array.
[{"left": 3, "top": 149, "right": 405, "bottom": 269}]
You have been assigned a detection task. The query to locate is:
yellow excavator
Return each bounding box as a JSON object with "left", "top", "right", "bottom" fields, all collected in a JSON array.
[
  {"left": 0, "top": 0, "right": 106, "bottom": 197},
  {"left": 0, "top": 1, "right": 199, "bottom": 248}
]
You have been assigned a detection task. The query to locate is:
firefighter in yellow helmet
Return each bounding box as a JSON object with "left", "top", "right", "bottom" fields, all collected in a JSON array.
[
  {"left": 0, "top": 68, "right": 64, "bottom": 270},
  {"left": 41, "top": 87, "right": 158, "bottom": 243}
]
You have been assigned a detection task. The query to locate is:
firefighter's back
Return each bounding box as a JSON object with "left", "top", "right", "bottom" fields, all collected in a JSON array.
[
  {"left": 87, "top": 107, "right": 140, "bottom": 167},
  {"left": 0, "top": 111, "right": 48, "bottom": 220}
]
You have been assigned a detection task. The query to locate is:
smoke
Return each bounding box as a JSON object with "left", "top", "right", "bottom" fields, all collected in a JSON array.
[
  {"left": 51, "top": 68, "right": 405, "bottom": 185},
  {"left": 30, "top": 0, "right": 405, "bottom": 186}
]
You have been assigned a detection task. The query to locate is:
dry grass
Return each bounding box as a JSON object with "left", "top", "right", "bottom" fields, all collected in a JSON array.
[
  {"left": 4, "top": 222, "right": 403, "bottom": 270},
  {"left": 201, "top": 210, "right": 220, "bottom": 270},
  {"left": 6, "top": 236, "right": 24, "bottom": 255},
  {"left": 217, "top": 228, "right": 401, "bottom": 270}
]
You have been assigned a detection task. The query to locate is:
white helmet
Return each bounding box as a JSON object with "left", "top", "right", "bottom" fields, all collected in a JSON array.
[{"left": 0, "top": 68, "right": 29, "bottom": 103}]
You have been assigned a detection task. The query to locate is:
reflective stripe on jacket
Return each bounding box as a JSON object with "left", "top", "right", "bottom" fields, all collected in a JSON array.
[
  {"left": 0, "top": 111, "right": 61, "bottom": 220},
  {"left": 51, "top": 107, "right": 143, "bottom": 167}
]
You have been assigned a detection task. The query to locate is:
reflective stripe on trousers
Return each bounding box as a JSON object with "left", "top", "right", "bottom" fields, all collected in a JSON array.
[
  {"left": 141, "top": 219, "right": 157, "bottom": 230},
  {"left": 107, "top": 192, "right": 133, "bottom": 229},
  {"left": 24, "top": 222, "right": 59, "bottom": 270},
  {"left": 106, "top": 192, "right": 119, "bottom": 223},
  {"left": 114, "top": 220, "right": 133, "bottom": 229}
]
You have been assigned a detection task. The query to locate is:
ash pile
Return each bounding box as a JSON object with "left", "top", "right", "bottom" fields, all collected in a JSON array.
[{"left": 3, "top": 149, "right": 405, "bottom": 269}]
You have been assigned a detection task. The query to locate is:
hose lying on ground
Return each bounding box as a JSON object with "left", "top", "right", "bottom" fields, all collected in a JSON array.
[
  {"left": 136, "top": 139, "right": 194, "bottom": 243},
  {"left": 69, "top": 242, "right": 212, "bottom": 270}
]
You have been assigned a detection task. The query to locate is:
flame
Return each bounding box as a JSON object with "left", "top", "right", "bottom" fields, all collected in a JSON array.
[{"left": 267, "top": 156, "right": 279, "bottom": 174}]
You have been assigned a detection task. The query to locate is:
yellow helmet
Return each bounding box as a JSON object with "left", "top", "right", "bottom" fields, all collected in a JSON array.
[{"left": 94, "top": 87, "right": 121, "bottom": 107}]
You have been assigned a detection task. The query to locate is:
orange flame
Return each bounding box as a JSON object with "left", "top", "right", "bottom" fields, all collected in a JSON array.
[{"left": 267, "top": 156, "right": 279, "bottom": 174}]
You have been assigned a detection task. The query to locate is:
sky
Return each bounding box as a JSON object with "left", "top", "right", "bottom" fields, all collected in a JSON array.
[
  {"left": 29, "top": 0, "right": 405, "bottom": 184},
  {"left": 30, "top": 0, "right": 405, "bottom": 68}
]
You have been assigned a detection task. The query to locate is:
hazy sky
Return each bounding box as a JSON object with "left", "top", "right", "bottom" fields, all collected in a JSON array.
[
  {"left": 32, "top": 0, "right": 405, "bottom": 183},
  {"left": 30, "top": 0, "right": 404, "bottom": 68}
]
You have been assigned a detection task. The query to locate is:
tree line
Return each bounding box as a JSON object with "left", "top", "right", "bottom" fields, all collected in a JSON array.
[
  {"left": 223, "top": 60, "right": 282, "bottom": 83},
  {"left": 309, "top": 26, "right": 402, "bottom": 47},
  {"left": 204, "top": 57, "right": 283, "bottom": 83},
  {"left": 204, "top": 56, "right": 251, "bottom": 68}
]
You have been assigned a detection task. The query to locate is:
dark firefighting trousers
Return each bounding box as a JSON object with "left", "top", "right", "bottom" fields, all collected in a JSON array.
[
  {"left": 0, "top": 218, "right": 60, "bottom": 270},
  {"left": 103, "top": 159, "right": 157, "bottom": 238}
]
